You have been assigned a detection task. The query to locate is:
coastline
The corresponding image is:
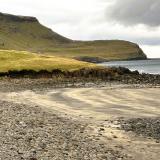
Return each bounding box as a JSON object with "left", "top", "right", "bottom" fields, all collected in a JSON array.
[{"left": 74, "top": 56, "right": 147, "bottom": 63}]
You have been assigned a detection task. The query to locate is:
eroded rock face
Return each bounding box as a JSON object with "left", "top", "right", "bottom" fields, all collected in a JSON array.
[{"left": 0, "top": 12, "right": 38, "bottom": 22}]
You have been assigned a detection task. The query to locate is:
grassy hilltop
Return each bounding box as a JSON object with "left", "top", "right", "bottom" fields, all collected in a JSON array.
[{"left": 0, "top": 12, "right": 147, "bottom": 62}]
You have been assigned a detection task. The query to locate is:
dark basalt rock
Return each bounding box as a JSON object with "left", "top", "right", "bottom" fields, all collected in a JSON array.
[
  {"left": 0, "top": 12, "right": 38, "bottom": 22},
  {"left": 0, "top": 67, "right": 159, "bottom": 85},
  {"left": 0, "top": 67, "right": 136, "bottom": 78},
  {"left": 74, "top": 56, "right": 107, "bottom": 63}
]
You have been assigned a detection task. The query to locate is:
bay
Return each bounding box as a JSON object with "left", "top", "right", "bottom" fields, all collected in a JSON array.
[{"left": 99, "top": 59, "right": 160, "bottom": 75}]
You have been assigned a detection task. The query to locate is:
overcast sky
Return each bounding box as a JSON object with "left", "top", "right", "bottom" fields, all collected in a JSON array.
[{"left": 0, "top": 0, "right": 160, "bottom": 58}]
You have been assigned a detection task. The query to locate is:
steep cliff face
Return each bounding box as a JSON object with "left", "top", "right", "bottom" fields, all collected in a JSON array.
[{"left": 0, "top": 12, "right": 147, "bottom": 61}]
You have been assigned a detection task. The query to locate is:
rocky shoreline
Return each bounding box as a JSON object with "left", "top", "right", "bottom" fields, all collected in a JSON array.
[{"left": 0, "top": 67, "right": 159, "bottom": 90}]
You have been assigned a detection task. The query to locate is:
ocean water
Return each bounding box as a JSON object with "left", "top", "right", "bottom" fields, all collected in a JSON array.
[{"left": 99, "top": 59, "right": 160, "bottom": 75}]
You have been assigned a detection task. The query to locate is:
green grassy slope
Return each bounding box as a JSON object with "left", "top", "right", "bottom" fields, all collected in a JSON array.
[
  {"left": 0, "top": 13, "right": 71, "bottom": 52},
  {"left": 0, "top": 12, "right": 147, "bottom": 61},
  {"left": 0, "top": 50, "right": 95, "bottom": 72},
  {"left": 45, "top": 40, "right": 146, "bottom": 61}
]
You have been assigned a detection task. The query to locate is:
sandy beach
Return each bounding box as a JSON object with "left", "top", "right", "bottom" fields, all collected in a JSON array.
[{"left": 0, "top": 79, "right": 160, "bottom": 160}]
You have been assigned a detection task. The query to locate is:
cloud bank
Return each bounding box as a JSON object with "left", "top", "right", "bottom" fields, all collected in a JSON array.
[{"left": 107, "top": 0, "right": 160, "bottom": 27}]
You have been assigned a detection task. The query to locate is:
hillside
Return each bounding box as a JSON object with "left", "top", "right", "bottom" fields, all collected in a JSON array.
[
  {"left": 0, "top": 13, "right": 71, "bottom": 51},
  {"left": 0, "top": 12, "right": 147, "bottom": 61},
  {"left": 0, "top": 50, "right": 95, "bottom": 73}
]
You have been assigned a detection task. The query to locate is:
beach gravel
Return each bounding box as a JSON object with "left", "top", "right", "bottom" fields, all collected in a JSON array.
[
  {"left": 121, "top": 118, "right": 160, "bottom": 140},
  {"left": 0, "top": 101, "right": 121, "bottom": 160}
]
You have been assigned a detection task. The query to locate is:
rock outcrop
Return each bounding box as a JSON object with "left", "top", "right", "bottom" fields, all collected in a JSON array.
[{"left": 0, "top": 12, "right": 38, "bottom": 22}]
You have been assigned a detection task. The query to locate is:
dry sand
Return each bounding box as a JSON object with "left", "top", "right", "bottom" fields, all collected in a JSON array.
[
  {"left": 2, "top": 85, "right": 160, "bottom": 120},
  {"left": 0, "top": 80, "right": 160, "bottom": 160}
]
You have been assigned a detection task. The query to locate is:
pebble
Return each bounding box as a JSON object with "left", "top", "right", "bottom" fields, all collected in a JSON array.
[
  {"left": 121, "top": 118, "right": 160, "bottom": 140},
  {"left": 0, "top": 100, "right": 122, "bottom": 160}
]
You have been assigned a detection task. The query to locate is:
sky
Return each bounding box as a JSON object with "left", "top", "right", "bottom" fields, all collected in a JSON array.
[{"left": 0, "top": 0, "right": 160, "bottom": 58}]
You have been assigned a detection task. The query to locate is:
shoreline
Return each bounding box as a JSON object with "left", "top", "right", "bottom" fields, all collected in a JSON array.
[
  {"left": 0, "top": 67, "right": 159, "bottom": 87},
  {"left": 0, "top": 77, "right": 160, "bottom": 92},
  {"left": 0, "top": 78, "right": 159, "bottom": 159}
]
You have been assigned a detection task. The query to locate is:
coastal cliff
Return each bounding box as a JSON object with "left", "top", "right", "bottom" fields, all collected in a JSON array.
[{"left": 0, "top": 12, "right": 147, "bottom": 61}]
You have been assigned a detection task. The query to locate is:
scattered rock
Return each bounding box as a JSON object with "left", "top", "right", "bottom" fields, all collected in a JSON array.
[
  {"left": 121, "top": 118, "right": 160, "bottom": 140},
  {"left": 113, "top": 135, "right": 118, "bottom": 139},
  {"left": 99, "top": 128, "right": 105, "bottom": 132},
  {"left": 0, "top": 101, "right": 122, "bottom": 160}
]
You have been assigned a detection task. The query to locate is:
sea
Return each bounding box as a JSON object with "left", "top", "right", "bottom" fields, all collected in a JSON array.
[{"left": 99, "top": 59, "right": 160, "bottom": 75}]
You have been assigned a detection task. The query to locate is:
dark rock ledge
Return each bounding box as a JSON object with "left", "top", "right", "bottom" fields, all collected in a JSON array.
[{"left": 0, "top": 12, "right": 38, "bottom": 22}]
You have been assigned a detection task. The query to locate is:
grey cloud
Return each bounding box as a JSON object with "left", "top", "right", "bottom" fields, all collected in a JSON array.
[
  {"left": 129, "top": 37, "right": 160, "bottom": 46},
  {"left": 107, "top": 0, "right": 160, "bottom": 27}
]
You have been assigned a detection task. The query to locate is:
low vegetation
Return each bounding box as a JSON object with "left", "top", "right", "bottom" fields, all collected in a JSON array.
[{"left": 0, "top": 50, "right": 95, "bottom": 73}]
